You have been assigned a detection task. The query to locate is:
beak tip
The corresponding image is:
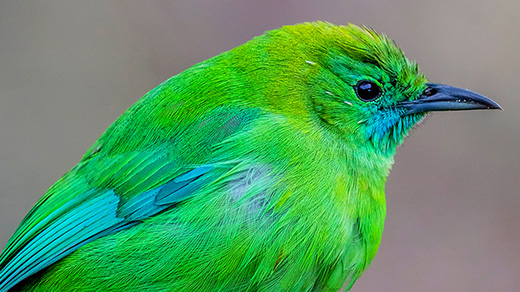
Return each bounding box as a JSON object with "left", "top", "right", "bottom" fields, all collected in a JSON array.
[{"left": 484, "top": 99, "right": 503, "bottom": 111}]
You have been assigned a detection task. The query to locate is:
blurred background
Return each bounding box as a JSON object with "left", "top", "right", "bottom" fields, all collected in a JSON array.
[{"left": 0, "top": 1, "right": 518, "bottom": 291}]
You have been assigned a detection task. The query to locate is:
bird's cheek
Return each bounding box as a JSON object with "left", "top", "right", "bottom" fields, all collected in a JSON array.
[
  {"left": 362, "top": 110, "right": 404, "bottom": 141},
  {"left": 309, "top": 96, "right": 342, "bottom": 127}
]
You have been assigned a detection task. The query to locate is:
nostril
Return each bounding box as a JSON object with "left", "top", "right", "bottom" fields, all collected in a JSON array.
[{"left": 423, "top": 87, "right": 437, "bottom": 97}]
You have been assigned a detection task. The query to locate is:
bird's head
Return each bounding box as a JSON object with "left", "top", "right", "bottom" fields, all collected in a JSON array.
[{"left": 264, "top": 22, "right": 501, "bottom": 156}]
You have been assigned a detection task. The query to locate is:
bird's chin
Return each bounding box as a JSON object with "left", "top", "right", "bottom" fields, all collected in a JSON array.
[{"left": 386, "top": 113, "right": 427, "bottom": 154}]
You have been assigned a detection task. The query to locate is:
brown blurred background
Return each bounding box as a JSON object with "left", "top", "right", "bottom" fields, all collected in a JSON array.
[{"left": 0, "top": 1, "right": 518, "bottom": 291}]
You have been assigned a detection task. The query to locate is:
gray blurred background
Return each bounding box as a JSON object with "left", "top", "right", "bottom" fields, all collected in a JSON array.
[{"left": 0, "top": 1, "right": 518, "bottom": 291}]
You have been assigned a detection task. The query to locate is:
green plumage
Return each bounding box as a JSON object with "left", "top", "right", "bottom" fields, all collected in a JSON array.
[{"left": 0, "top": 22, "right": 500, "bottom": 291}]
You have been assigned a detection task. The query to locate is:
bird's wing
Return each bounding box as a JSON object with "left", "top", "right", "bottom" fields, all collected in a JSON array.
[
  {"left": 0, "top": 107, "right": 259, "bottom": 291},
  {"left": 0, "top": 146, "right": 232, "bottom": 291},
  {"left": 0, "top": 143, "right": 239, "bottom": 291}
]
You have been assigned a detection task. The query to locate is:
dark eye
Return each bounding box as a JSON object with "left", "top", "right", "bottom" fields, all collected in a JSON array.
[{"left": 355, "top": 80, "right": 382, "bottom": 102}]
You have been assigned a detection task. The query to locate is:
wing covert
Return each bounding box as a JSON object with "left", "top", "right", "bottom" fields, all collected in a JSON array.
[{"left": 0, "top": 154, "right": 223, "bottom": 292}]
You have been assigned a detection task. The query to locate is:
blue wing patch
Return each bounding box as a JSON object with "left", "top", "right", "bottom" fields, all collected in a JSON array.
[
  {"left": 156, "top": 165, "right": 213, "bottom": 205},
  {"left": 0, "top": 165, "right": 215, "bottom": 292}
]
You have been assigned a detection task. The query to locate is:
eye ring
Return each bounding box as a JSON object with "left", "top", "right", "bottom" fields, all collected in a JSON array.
[{"left": 354, "top": 80, "right": 382, "bottom": 102}]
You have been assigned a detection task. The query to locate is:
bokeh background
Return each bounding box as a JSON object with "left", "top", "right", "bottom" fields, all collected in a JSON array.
[{"left": 0, "top": 1, "right": 518, "bottom": 291}]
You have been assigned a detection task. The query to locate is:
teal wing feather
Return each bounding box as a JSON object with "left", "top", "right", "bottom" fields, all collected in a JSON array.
[{"left": 0, "top": 153, "right": 221, "bottom": 291}]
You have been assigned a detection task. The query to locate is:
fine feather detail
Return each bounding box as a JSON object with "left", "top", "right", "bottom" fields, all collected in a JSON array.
[
  {"left": 0, "top": 165, "right": 219, "bottom": 291},
  {"left": 0, "top": 190, "right": 124, "bottom": 291}
]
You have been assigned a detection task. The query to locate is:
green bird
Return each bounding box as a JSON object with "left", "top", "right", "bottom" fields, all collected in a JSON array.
[{"left": 0, "top": 22, "right": 501, "bottom": 291}]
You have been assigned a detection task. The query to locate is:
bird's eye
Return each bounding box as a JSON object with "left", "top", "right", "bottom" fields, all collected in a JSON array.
[{"left": 355, "top": 80, "right": 382, "bottom": 102}]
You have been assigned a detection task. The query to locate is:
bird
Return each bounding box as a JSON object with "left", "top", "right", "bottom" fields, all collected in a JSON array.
[{"left": 0, "top": 22, "right": 501, "bottom": 292}]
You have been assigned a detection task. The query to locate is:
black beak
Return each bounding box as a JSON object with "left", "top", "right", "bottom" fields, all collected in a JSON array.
[{"left": 399, "top": 83, "right": 502, "bottom": 115}]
